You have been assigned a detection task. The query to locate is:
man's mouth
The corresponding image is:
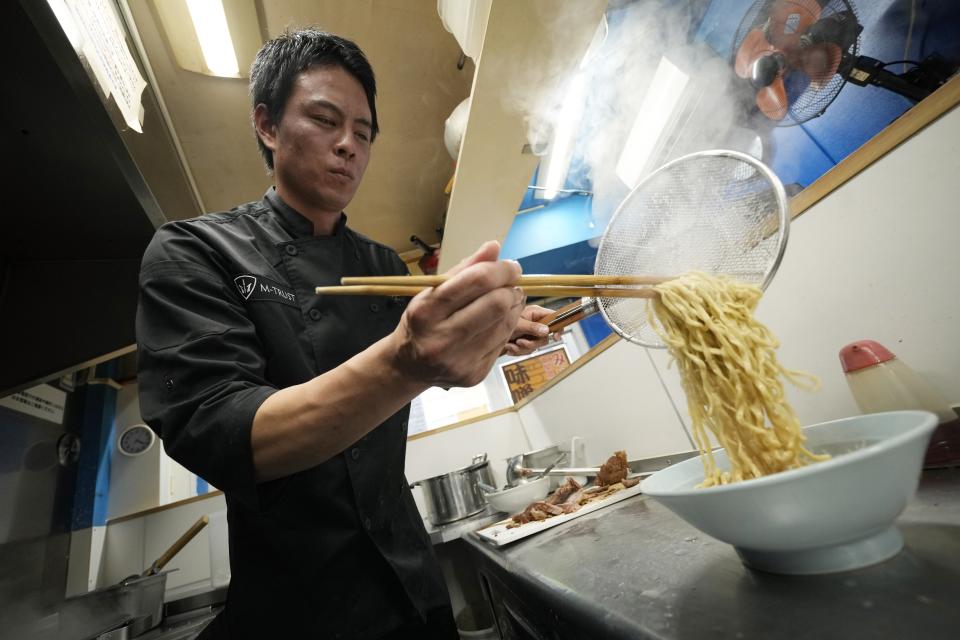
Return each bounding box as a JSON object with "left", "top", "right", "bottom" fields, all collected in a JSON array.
[{"left": 329, "top": 168, "right": 353, "bottom": 181}]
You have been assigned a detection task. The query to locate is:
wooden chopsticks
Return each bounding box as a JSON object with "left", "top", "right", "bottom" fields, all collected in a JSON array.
[
  {"left": 314, "top": 274, "right": 672, "bottom": 299},
  {"left": 340, "top": 275, "right": 671, "bottom": 287},
  {"left": 315, "top": 285, "right": 658, "bottom": 298}
]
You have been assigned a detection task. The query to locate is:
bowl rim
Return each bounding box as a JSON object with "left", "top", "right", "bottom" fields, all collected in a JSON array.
[
  {"left": 641, "top": 410, "right": 938, "bottom": 497},
  {"left": 504, "top": 444, "right": 560, "bottom": 462},
  {"left": 486, "top": 475, "right": 551, "bottom": 497}
]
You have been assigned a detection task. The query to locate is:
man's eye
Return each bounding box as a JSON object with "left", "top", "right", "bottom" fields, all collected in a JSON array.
[
  {"left": 356, "top": 132, "right": 369, "bottom": 142},
  {"left": 316, "top": 116, "right": 335, "bottom": 126}
]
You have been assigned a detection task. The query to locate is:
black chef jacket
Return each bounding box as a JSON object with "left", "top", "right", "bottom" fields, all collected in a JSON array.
[{"left": 136, "top": 189, "right": 453, "bottom": 638}]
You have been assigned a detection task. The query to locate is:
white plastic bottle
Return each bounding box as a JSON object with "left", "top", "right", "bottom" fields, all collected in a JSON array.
[{"left": 840, "top": 340, "right": 959, "bottom": 467}]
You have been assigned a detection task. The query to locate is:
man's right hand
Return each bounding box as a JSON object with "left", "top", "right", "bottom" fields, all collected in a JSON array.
[{"left": 390, "top": 240, "right": 525, "bottom": 388}]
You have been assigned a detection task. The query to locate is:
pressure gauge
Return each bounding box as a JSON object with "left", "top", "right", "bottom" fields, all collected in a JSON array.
[{"left": 117, "top": 424, "right": 156, "bottom": 456}]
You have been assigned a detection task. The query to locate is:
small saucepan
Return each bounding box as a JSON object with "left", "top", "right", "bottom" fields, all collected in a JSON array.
[{"left": 411, "top": 453, "right": 495, "bottom": 525}]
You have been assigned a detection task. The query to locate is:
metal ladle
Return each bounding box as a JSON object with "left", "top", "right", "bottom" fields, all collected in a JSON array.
[{"left": 534, "top": 453, "right": 568, "bottom": 480}]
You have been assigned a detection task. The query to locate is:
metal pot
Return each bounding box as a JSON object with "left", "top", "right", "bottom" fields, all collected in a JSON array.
[
  {"left": 65, "top": 571, "right": 169, "bottom": 640},
  {"left": 505, "top": 445, "right": 565, "bottom": 489},
  {"left": 411, "top": 453, "right": 494, "bottom": 525}
]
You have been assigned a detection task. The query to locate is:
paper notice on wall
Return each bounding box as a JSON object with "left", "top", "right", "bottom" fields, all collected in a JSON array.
[
  {"left": 0, "top": 384, "right": 67, "bottom": 425},
  {"left": 64, "top": 0, "right": 146, "bottom": 132}
]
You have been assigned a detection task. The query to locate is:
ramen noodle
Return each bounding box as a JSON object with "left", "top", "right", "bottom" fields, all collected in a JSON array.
[{"left": 649, "top": 272, "right": 826, "bottom": 487}]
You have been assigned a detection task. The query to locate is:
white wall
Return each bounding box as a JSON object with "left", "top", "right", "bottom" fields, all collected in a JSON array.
[
  {"left": 109, "top": 385, "right": 203, "bottom": 522},
  {"left": 109, "top": 386, "right": 162, "bottom": 519},
  {"left": 518, "top": 341, "right": 695, "bottom": 466}
]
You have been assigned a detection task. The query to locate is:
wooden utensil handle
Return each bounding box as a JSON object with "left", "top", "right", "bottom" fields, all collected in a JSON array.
[
  {"left": 543, "top": 300, "right": 596, "bottom": 332},
  {"left": 341, "top": 274, "right": 672, "bottom": 287},
  {"left": 150, "top": 515, "right": 209, "bottom": 574},
  {"left": 316, "top": 286, "right": 657, "bottom": 299}
]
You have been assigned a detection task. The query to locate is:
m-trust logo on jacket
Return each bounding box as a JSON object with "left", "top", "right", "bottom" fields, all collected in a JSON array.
[{"left": 233, "top": 274, "right": 298, "bottom": 307}]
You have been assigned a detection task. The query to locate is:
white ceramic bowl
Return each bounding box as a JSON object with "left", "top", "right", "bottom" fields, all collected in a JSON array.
[
  {"left": 640, "top": 410, "right": 937, "bottom": 574},
  {"left": 485, "top": 476, "right": 551, "bottom": 514}
]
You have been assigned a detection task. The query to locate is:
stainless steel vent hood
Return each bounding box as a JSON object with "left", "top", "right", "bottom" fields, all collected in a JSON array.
[{"left": 0, "top": 1, "right": 200, "bottom": 397}]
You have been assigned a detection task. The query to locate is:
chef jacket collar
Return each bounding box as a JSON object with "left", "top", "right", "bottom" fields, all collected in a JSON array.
[{"left": 264, "top": 187, "right": 348, "bottom": 239}]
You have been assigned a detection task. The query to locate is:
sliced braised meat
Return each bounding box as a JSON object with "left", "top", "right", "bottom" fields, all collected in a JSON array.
[
  {"left": 596, "top": 450, "right": 629, "bottom": 487},
  {"left": 546, "top": 477, "right": 582, "bottom": 505},
  {"left": 505, "top": 451, "right": 638, "bottom": 529}
]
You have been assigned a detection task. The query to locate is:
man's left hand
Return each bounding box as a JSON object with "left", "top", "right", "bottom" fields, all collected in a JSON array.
[{"left": 503, "top": 305, "right": 555, "bottom": 356}]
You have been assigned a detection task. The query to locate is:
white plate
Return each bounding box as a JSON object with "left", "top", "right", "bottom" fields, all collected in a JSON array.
[{"left": 474, "top": 483, "right": 644, "bottom": 546}]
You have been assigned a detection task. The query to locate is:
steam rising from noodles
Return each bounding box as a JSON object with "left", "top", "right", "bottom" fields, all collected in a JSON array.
[{"left": 650, "top": 272, "right": 826, "bottom": 487}]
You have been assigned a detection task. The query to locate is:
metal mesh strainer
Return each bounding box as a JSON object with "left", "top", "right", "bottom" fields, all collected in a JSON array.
[{"left": 594, "top": 149, "right": 789, "bottom": 348}]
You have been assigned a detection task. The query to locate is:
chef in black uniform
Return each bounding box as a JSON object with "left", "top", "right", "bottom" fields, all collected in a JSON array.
[{"left": 136, "top": 29, "right": 552, "bottom": 639}]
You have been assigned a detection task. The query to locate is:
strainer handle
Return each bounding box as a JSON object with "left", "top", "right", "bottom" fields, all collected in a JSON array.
[{"left": 544, "top": 299, "right": 600, "bottom": 332}]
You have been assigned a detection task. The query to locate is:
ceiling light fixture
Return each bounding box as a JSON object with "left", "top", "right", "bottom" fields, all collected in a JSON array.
[
  {"left": 152, "top": 0, "right": 263, "bottom": 78},
  {"left": 540, "top": 73, "right": 588, "bottom": 200},
  {"left": 185, "top": 0, "right": 238, "bottom": 76},
  {"left": 616, "top": 56, "right": 691, "bottom": 189},
  {"left": 533, "top": 16, "right": 605, "bottom": 201}
]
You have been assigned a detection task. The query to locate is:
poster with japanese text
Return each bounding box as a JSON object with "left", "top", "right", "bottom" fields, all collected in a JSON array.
[{"left": 500, "top": 345, "right": 572, "bottom": 404}]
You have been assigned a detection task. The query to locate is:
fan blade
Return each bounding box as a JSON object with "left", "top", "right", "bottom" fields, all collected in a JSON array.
[
  {"left": 735, "top": 29, "right": 774, "bottom": 78},
  {"left": 757, "top": 76, "right": 789, "bottom": 120},
  {"left": 800, "top": 42, "right": 842, "bottom": 87},
  {"left": 768, "top": 0, "right": 822, "bottom": 50}
]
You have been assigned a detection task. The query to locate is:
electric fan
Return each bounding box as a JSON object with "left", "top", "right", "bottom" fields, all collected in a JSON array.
[{"left": 732, "top": 0, "right": 956, "bottom": 125}]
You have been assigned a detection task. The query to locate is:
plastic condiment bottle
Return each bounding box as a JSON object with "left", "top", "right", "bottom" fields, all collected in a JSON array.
[{"left": 840, "top": 339, "right": 959, "bottom": 466}]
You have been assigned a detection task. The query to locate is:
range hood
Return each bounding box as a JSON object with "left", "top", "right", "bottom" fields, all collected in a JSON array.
[{"left": 0, "top": 1, "right": 200, "bottom": 397}]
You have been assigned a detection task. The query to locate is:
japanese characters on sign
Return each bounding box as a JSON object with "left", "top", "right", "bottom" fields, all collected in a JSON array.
[{"left": 501, "top": 345, "right": 572, "bottom": 404}]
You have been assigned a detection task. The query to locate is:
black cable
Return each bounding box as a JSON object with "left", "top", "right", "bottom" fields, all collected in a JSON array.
[{"left": 879, "top": 59, "right": 921, "bottom": 68}]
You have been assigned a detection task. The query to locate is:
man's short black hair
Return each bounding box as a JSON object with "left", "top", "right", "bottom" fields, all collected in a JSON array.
[{"left": 250, "top": 29, "right": 379, "bottom": 170}]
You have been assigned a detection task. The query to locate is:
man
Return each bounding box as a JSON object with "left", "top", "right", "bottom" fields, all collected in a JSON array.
[{"left": 136, "top": 29, "right": 552, "bottom": 638}]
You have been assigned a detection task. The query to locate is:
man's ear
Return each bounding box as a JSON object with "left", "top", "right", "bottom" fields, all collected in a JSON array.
[{"left": 253, "top": 104, "right": 277, "bottom": 151}]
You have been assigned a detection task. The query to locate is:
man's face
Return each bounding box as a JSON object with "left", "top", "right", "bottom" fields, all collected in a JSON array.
[{"left": 262, "top": 65, "right": 373, "bottom": 215}]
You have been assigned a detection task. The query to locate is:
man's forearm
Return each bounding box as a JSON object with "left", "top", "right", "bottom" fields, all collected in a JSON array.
[{"left": 250, "top": 335, "right": 427, "bottom": 482}]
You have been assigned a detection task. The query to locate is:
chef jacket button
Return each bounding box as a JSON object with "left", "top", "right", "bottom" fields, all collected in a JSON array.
[
  {"left": 363, "top": 517, "right": 372, "bottom": 531},
  {"left": 369, "top": 303, "right": 379, "bottom": 312},
  {"left": 351, "top": 447, "right": 361, "bottom": 461},
  {"left": 308, "top": 308, "right": 321, "bottom": 321},
  {"left": 284, "top": 244, "right": 298, "bottom": 256}
]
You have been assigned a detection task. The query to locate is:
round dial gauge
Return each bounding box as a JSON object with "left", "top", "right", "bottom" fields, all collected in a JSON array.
[{"left": 117, "top": 424, "right": 156, "bottom": 456}]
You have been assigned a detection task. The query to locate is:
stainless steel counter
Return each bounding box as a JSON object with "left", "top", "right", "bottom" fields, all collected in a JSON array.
[
  {"left": 465, "top": 467, "right": 960, "bottom": 639},
  {"left": 423, "top": 505, "right": 505, "bottom": 545}
]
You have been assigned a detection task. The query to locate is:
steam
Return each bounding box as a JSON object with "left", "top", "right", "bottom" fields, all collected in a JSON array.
[{"left": 514, "top": 1, "right": 751, "bottom": 234}]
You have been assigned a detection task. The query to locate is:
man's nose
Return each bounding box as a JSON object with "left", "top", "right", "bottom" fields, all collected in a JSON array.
[{"left": 334, "top": 131, "right": 356, "bottom": 158}]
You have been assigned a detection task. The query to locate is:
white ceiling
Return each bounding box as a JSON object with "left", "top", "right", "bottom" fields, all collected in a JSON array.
[{"left": 127, "top": 0, "right": 474, "bottom": 254}]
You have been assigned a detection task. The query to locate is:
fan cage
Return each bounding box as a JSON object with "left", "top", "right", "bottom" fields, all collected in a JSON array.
[{"left": 731, "top": 0, "right": 862, "bottom": 126}]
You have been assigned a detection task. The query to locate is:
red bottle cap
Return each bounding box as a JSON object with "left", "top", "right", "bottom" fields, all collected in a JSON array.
[{"left": 839, "top": 340, "right": 896, "bottom": 373}]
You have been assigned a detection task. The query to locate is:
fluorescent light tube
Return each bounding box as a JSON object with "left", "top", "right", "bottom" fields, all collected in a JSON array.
[
  {"left": 541, "top": 73, "right": 587, "bottom": 200},
  {"left": 185, "top": 0, "right": 239, "bottom": 77},
  {"left": 616, "top": 56, "right": 690, "bottom": 189}
]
